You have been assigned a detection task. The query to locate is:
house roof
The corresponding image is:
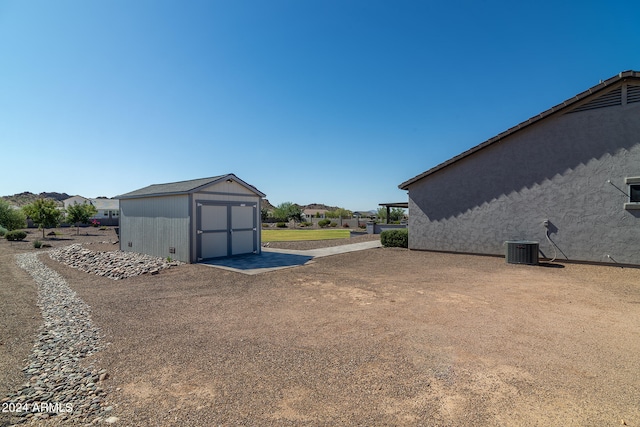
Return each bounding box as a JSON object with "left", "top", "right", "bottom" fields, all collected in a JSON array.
[
  {"left": 399, "top": 70, "right": 640, "bottom": 190},
  {"left": 63, "top": 196, "right": 118, "bottom": 210},
  {"left": 91, "top": 198, "right": 119, "bottom": 210},
  {"left": 117, "top": 174, "right": 265, "bottom": 199}
]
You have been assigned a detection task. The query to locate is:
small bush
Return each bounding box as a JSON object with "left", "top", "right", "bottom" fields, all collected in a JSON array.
[
  {"left": 380, "top": 229, "right": 408, "bottom": 248},
  {"left": 318, "top": 219, "right": 331, "bottom": 228},
  {"left": 329, "top": 222, "right": 337, "bottom": 227},
  {"left": 262, "top": 223, "right": 270, "bottom": 228},
  {"left": 299, "top": 222, "right": 312, "bottom": 228},
  {"left": 276, "top": 222, "right": 288, "bottom": 228},
  {"left": 33, "top": 240, "right": 42, "bottom": 248},
  {"left": 0, "top": 226, "right": 7, "bottom": 237},
  {"left": 343, "top": 223, "right": 350, "bottom": 228},
  {"left": 5, "top": 230, "right": 27, "bottom": 241}
]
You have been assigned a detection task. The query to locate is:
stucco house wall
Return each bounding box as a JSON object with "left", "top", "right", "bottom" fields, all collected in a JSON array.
[{"left": 401, "top": 72, "right": 640, "bottom": 265}]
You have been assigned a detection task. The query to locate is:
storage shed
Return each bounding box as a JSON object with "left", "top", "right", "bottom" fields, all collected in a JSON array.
[{"left": 117, "top": 174, "right": 265, "bottom": 263}]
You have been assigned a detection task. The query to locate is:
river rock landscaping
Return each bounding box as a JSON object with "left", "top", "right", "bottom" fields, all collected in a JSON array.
[
  {"left": 3, "top": 253, "right": 112, "bottom": 425},
  {"left": 48, "top": 244, "right": 183, "bottom": 281}
]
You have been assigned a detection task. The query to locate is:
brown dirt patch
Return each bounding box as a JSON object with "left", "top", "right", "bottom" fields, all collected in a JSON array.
[{"left": 2, "top": 229, "right": 640, "bottom": 426}]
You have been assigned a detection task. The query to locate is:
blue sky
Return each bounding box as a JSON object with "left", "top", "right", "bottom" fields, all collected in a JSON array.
[{"left": 1, "top": 0, "right": 638, "bottom": 210}]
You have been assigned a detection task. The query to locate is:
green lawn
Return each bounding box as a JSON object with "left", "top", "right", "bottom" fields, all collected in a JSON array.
[{"left": 262, "top": 228, "right": 350, "bottom": 242}]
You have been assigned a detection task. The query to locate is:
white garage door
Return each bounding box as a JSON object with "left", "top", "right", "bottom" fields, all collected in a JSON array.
[{"left": 197, "top": 202, "right": 257, "bottom": 260}]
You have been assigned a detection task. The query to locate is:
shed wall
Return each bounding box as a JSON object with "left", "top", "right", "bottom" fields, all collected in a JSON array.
[
  {"left": 407, "top": 96, "right": 640, "bottom": 265},
  {"left": 119, "top": 195, "right": 190, "bottom": 263}
]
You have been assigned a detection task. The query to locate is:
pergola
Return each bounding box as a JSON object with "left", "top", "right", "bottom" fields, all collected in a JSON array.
[{"left": 378, "top": 202, "right": 408, "bottom": 224}]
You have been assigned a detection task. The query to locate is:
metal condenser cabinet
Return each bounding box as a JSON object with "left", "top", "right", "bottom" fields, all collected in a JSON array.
[{"left": 505, "top": 240, "right": 539, "bottom": 265}]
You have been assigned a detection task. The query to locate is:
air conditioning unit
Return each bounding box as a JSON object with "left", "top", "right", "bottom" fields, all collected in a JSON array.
[{"left": 505, "top": 241, "right": 539, "bottom": 265}]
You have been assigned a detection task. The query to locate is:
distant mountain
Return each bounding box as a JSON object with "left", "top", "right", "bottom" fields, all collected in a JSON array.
[
  {"left": 2, "top": 191, "right": 71, "bottom": 207},
  {"left": 3, "top": 192, "right": 365, "bottom": 213},
  {"left": 300, "top": 203, "right": 341, "bottom": 212},
  {"left": 261, "top": 198, "right": 275, "bottom": 211},
  {"left": 261, "top": 201, "right": 360, "bottom": 213}
]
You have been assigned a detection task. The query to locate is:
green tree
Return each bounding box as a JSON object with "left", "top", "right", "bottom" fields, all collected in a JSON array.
[
  {"left": 333, "top": 208, "right": 352, "bottom": 219},
  {"left": 260, "top": 207, "right": 270, "bottom": 222},
  {"left": 272, "top": 202, "right": 303, "bottom": 223},
  {"left": 22, "top": 198, "right": 64, "bottom": 238},
  {"left": 376, "top": 207, "right": 405, "bottom": 223},
  {"left": 389, "top": 207, "right": 406, "bottom": 222},
  {"left": 325, "top": 210, "right": 338, "bottom": 219},
  {"left": 0, "top": 199, "right": 27, "bottom": 230},
  {"left": 65, "top": 202, "right": 98, "bottom": 234}
]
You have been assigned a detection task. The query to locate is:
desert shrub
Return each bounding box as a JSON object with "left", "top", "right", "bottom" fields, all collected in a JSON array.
[
  {"left": 380, "top": 228, "right": 408, "bottom": 248},
  {"left": 343, "top": 223, "right": 350, "bottom": 228},
  {"left": 262, "top": 223, "right": 270, "bottom": 228},
  {"left": 318, "top": 219, "right": 331, "bottom": 228},
  {"left": 300, "top": 222, "right": 312, "bottom": 227},
  {"left": 0, "top": 199, "right": 27, "bottom": 230},
  {"left": 33, "top": 240, "right": 42, "bottom": 248},
  {"left": 0, "top": 226, "right": 7, "bottom": 236},
  {"left": 329, "top": 222, "right": 337, "bottom": 227},
  {"left": 276, "top": 222, "right": 288, "bottom": 228},
  {"left": 5, "top": 230, "right": 27, "bottom": 241}
]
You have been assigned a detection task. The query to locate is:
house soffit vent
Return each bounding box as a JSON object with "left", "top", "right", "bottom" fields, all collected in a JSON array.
[
  {"left": 568, "top": 87, "right": 622, "bottom": 113},
  {"left": 627, "top": 84, "right": 640, "bottom": 104}
]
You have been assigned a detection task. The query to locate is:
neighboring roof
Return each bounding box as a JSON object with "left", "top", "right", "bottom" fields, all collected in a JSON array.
[
  {"left": 91, "top": 198, "right": 119, "bottom": 210},
  {"left": 117, "top": 174, "right": 265, "bottom": 199},
  {"left": 379, "top": 202, "right": 409, "bottom": 208},
  {"left": 63, "top": 196, "right": 119, "bottom": 210},
  {"left": 399, "top": 70, "right": 640, "bottom": 190},
  {"left": 63, "top": 196, "right": 90, "bottom": 205}
]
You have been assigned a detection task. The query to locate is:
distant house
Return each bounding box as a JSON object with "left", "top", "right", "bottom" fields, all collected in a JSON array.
[
  {"left": 303, "top": 209, "right": 329, "bottom": 219},
  {"left": 62, "top": 196, "right": 120, "bottom": 225},
  {"left": 399, "top": 70, "right": 640, "bottom": 265}
]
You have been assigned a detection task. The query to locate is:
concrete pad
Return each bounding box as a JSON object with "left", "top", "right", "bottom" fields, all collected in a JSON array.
[{"left": 201, "top": 240, "right": 382, "bottom": 275}]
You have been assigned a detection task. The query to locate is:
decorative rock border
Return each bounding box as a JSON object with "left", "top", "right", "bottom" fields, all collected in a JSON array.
[
  {"left": 4, "top": 253, "right": 113, "bottom": 425},
  {"left": 49, "top": 244, "right": 183, "bottom": 281}
]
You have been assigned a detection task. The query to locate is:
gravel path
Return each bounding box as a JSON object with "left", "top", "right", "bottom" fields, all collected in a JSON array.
[{"left": 2, "top": 253, "right": 114, "bottom": 425}]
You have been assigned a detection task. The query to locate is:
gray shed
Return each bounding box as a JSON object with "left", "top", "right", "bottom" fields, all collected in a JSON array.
[{"left": 117, "top": 174, "right": 265, "bottom": 263}]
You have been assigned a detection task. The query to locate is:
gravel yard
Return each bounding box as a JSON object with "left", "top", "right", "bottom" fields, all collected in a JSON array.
[{"left": 2, "top": 228, "right": 640, "bottom": 426}]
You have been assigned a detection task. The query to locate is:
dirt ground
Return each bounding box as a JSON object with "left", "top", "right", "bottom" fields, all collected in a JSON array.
[{"left": 2, "top": 227, "right": 640, "bottom": 426}]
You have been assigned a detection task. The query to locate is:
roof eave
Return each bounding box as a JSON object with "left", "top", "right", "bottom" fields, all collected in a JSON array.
[
  {"left": 399, "top": 70, "right": 640, "bottom": 190},
  {"left": 116, "top": 173, "right": 266, "bottom": 199}
]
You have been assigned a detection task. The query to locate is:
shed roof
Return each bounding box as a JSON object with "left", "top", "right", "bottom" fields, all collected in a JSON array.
[
  {"left": 399, "top": 70, "right": 640, "bottom": 190},
  {"left": 117, "top": 174, "right": 265, "bottom": 199}
]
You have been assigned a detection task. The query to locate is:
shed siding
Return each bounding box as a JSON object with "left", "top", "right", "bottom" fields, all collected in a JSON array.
[
  {"left": 120, "top": 195, "right": 190, "bottom": 263},
  {"left": 407, "top": 98, "right": 640, "bottom": 265}
]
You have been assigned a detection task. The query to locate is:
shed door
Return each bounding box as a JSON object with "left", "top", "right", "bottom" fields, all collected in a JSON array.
[
  {"left": 197, "top": 202, "right": 257, "bottom": 260},
  {"left": 198, "top": 204, "right": 228, "bottom": 259},
  {"left": 231, "top": 205, "right": 256, "bottom": 255}
]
